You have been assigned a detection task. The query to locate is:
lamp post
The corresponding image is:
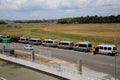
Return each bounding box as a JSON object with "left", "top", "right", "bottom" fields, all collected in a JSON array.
[{"left": 114, "top": 37, "right": 117, "bottom": 80}]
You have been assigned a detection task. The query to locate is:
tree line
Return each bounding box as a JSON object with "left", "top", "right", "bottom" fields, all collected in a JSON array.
[
  {"left": 14, "top": 20, "right": 49, "bottom": 23},
  {"left": 0, "top": 20, "right": 7, "bottom": 24},
  {"left": 57, "top": 15, "right": 120, "bottom": 24}
]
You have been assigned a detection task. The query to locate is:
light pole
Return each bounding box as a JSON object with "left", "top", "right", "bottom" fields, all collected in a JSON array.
[{"left": 114, "top": 37, "right": 117, "bottom": 80}]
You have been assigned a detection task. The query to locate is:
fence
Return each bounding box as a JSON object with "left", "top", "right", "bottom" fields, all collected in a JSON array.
[{"left": 0, "top": 51, "right": 112, "bottom": 80}]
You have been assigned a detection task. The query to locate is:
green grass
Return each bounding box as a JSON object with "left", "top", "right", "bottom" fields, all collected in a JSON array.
[
  {"left": 0, "top": 23, "right": 120, "bottom": 52},
  {"left": 30, "top": 29, "right": 119, "bottom": 45}
]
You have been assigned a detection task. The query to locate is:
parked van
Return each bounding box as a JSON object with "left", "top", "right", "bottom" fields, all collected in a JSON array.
[
  {"left": 93, "top": 44, "right": 117, "bottom": 56},
  {"left": 0, "top": 35, "right": 4, "bottom": 42},
  {"left": 18, "top": 36, "right": 29, "bottom": 44},
  {"left": 29, "top": 38, "right": 41, "bottom": 45},
  {"left": 42, "top": 39, "right": 58, "bottom": 47},
  {"left": 58, "top": 41, "right": 74, "bottom": 49},
  {"left": 73, "top": 42, "right": 92, "bottom": 52},
  {"left": 0, "top": 35, "right": 4, "bottom": 38}
]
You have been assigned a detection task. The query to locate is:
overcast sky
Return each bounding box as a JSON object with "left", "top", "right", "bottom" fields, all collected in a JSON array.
[{"left": 0, "top": 0, "right": 120, "bottom": 20}]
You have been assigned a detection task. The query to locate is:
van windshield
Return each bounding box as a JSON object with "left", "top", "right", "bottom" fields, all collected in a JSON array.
[
  {"left": 88, "top": 44, "right": 92, "bottom": 47},
  {"left": 113, "top": 47, "right": 117, "bottom": 50}
]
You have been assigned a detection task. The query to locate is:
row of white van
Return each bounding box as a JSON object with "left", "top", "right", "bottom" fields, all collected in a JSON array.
[
  {"left": 18, "top": 37, "right": 117, "bottom": 56},
  {"left": 18, "top": 37, "right": 92, "bottom": 51}
]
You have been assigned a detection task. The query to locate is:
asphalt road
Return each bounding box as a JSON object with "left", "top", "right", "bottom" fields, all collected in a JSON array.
[{"left": 14, "top": 43, "right": 120, "bottom": 79}]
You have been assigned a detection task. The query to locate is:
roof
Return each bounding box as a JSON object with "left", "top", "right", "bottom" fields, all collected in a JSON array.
[
  {"left": 60, "top": 41, "right": 73, "bottom": 43},
  {"left": 98, "top": 44, "right": 116, "bottom": 47},
  {"left": 20, "top": 36, "right": 29, "bottom": 39},
  {"left": 30, "top": 38, "right": 41, "bottom": 40},
  {"left": 44, "top": 39, "right": 57, "bottom": 41},
  {"left": 77, "top": 41, "right": 91, "bottom": 44}
]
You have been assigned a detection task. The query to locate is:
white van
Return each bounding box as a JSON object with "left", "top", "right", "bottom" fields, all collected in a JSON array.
[
  {"left": 73, "top": 42, "right": 92, "bottom": 52},
  {"left": 42, "top": 39, "right": 58, "bottom": 47},
  {"left": 0, "top": 35, "right": 4, "bottom": 42},
  {"left": 18, "top": 36, "right": 29, "bottom": 44},
  {"left": 0, "top": 35, "right": 4, "bottom": 38},
  {"left": 93, "top": 44, "right": 117, "bottom": 56},
  {"left": 29, "top": 38, "right": 41, "bottom": 45},
  {"left": 58, "top": 41, "right": 74, "bottom": 49}
]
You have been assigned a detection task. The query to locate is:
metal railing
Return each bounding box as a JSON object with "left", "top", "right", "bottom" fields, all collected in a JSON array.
[{"left": 0, "top": 49, "right": 113, "bottom": 80}]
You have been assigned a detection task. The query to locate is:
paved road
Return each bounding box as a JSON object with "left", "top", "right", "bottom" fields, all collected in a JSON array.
[
  {"left": 14, "top": 43, "right": 120, "bottom": 79},
  {"left": 0, "top": 60, "right": 65, "bottom": 80}
]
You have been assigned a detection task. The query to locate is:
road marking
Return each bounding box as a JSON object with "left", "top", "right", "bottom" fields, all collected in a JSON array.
[{"left": 0, "top": 77, "right": 7, "bottom": 80}]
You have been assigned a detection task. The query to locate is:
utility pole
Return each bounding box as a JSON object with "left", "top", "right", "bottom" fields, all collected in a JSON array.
[
  {"left": 77, "top": 59, "right": 82, "bottom": 74},
  {"left": 114, "top": 37, "right": 117, "bottom": 80},
  {"left": 31, "top": 50, "right": 35, "bottom": 62}
]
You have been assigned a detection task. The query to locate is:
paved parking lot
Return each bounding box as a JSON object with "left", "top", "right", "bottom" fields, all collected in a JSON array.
[{"left": 0, "top": 60, "right": 63, "bottom": 80}]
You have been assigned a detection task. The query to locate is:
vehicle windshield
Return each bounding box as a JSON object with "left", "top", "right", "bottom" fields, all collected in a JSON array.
[{"left": 113, "top": 47, "right": 117, "bottom": 50}]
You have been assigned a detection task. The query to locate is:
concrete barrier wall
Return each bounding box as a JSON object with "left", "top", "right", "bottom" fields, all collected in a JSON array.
[{"left": 0, "top": 54, "right": 86, "bottom": 80}]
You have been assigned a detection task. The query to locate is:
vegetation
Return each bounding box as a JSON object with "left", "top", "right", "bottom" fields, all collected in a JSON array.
[
  {"left": 0, "top": 20, "right": 7, "bottom": 24},
  {"left": 14, "top": 19, "right": 56, "bottom": 23},
  {"left": 58, "top": 15, "right": 120, "bottom": 24},
  {"left": 0, "top": 23, "right": 120, "bottom": 52}
]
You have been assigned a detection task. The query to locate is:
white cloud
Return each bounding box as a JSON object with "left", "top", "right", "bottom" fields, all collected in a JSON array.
[
  {"left": 0, "top": 0, "right": 120, "bottom": 20},
  {"left": 0, "top": 0, "right": 27, "bottom": 10},
  {"left": 0, "top": 0, "right": 120, "bottom": 10}
]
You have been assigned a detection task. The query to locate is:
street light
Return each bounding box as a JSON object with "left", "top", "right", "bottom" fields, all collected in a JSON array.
[{"left": 114, "top": 37, "right": 117, "bottom": 80}]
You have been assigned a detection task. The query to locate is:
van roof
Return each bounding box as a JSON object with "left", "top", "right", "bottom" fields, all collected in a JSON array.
[
  {"left": 44, "top": 39, "right": 57, "bottom": 41},
  {"left": 98, "top": 44, "right": 116, "bottom": 47},
  {"left": 30, "top": 38, "right": 41, "bottom": 40},
  {"left": 77, "top": 42, "right": 91, "bottom": 44},
  {"left": 60, "top": 41, "right": 73, "bottom": 43},
  {"left": 20, "top": 36, "right": 29, "bottom": 39}
]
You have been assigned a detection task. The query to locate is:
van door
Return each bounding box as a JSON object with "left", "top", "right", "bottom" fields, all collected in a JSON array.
[
  {"left": 98, "top": 46, "right": 103, "bottom": 54},
  {"left": 74, "top": 44, "right": 79, "bottom": 50},
  {"left": 100, "top": 47, "right": 108, "bottom": 54}
]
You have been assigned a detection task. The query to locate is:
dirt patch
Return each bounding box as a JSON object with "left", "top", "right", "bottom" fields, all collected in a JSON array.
[{"left": 15, "top": 51, "right": 50, "bottom": 63}]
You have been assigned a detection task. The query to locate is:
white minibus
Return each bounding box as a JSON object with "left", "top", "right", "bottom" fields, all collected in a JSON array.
[
  {"left": 42, "top": 39, "right": 58, "bottom": 47},
  {"left": 93, "top": 44, "right": 117, "bottom": 56},
  {"left": 73, "top": 42, "right": 92, "bottom": 52},
  {"left": 58, "top": 41, "right": 74, "bottom": 49}
]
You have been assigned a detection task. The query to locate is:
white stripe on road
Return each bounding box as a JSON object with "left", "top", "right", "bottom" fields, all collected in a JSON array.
[{"left": 0, "top": 77, "right": 7, "bottom": 80}]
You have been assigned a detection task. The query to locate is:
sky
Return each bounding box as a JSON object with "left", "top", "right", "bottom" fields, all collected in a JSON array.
[{"left": 0, "top": 0, "right": 120, "bottom": 20}]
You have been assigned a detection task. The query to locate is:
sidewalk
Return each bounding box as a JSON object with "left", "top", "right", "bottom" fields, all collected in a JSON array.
[{"left": 0, "top": 50, "right": 116, "bottom": 80}]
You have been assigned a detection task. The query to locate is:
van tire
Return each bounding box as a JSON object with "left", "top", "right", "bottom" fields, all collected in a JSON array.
[{"left": 108, "top": 53, "right": 111, "bottom": 56}]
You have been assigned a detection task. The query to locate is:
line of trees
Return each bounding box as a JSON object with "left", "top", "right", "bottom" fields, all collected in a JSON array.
[
  {"left": 57, "top": 15, "right": 120, "bottom": 24},
  {"left": 14, "top": 20, "right": 49, "bottom": 23},
  {"left": 0, "top": 20, "right": 7, "bottom": 24}
]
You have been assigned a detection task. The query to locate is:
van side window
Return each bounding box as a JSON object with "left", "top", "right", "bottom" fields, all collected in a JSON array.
[
  {"left": 100, "top": 47, "right": 103, "bottom": 49},
  {"left": 104, "top": 47, "right": 107, "bottom": 50},
  {"left": 71, "top": 43, "right": 74, "bottom": 46},
  {"left": 63, "top": 43, "right": 69, "bottom": 45},
  {"left": 88, "top": 44, "right": 91, "bottom": 47},
  {"left": 113, "top": 47, "right": 117, "bottom": 50},
  {"left": 108, "top": 47, "right": 111, "bottom": 50},
  {"left": 79, "top": 44, "right": 87, "bottom": 47},
  {"left": 75, "top": 44, "right": 78, "bottom": 46}
]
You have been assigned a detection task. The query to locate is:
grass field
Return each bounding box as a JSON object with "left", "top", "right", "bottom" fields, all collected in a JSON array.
[{"left": 0, "top": 23, "right": 120, "bottom": 52}]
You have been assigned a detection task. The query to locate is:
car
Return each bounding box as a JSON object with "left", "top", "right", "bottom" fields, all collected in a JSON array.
[
  {"left": 73, "top": 42, "right": 92, "bottom": 52},
  {"left": 58, "top": 41, "right": 74, "bottom": 49},
  {"left": 42, "top": 39, "right": 58, "bottom": 47},
  {"left": 93, "top": 44, "right": 117, "bottom": 56},
  {"left": 24, "top": 44, "right": 33, "bottom": 50},
  {"left": 19, "top": 36, "right": 29, "bottom": 44},
  {"left": 29, "top": 38, "right": 42, "bottom": 45}
]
